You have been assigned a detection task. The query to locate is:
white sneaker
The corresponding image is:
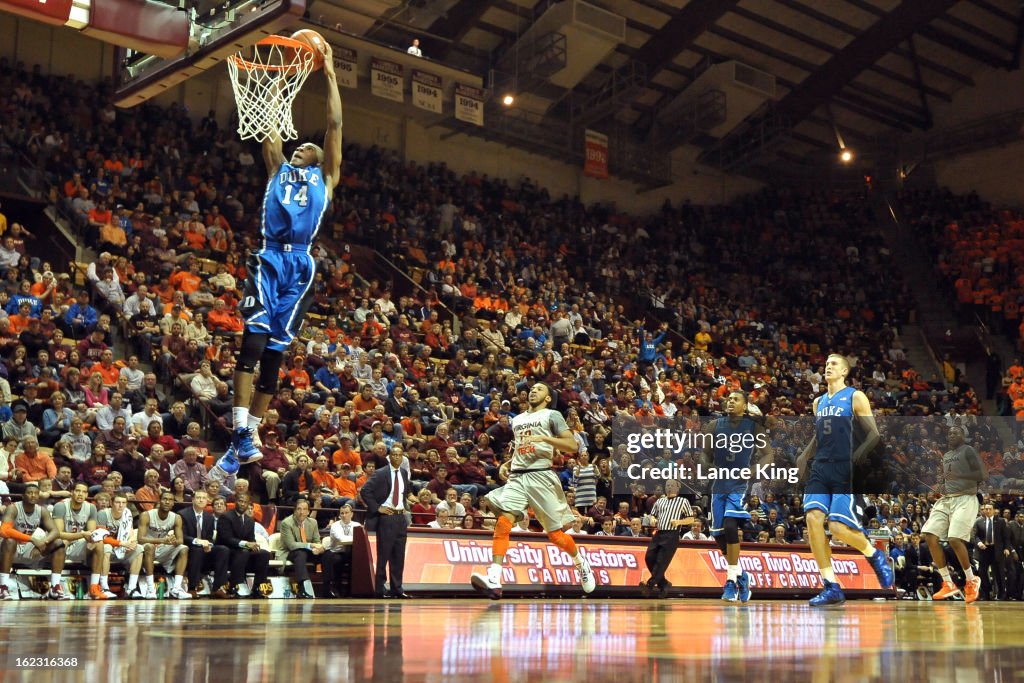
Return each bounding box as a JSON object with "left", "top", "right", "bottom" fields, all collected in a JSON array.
[
  {"left": 145, "top": 586, "right": 158, "bottom": 600},
  {"left": 128, "top": 586, "right": 147, "bottom": 600},
  {"left": 169, "top": 587, "right": 192, "bottom": 600},
  {"left": 470, "top": 572, "right": 503, "bottom": 600},
  {"left": 576, "top": 554, "right": 595, "bottom": 593},
  {"left": 101, "top": 588, "right": 117, "bottom": 599},
  {"left": 46, "top": 584, "right": 73, "bottom": 601}
]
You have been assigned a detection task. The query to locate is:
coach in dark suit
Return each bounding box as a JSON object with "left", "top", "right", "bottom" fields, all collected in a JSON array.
[
  {"left": 973, "top": 502, "right": 1010, "bottom": 600},
  {"left": 181, "top": 489, "right": 231, "bottom": 598},
  {"left": 363, "top": 446, "right": 412, "bottom": 598},
  {"left": 217, "top": 492, "right": 271, "bottom": 598}
]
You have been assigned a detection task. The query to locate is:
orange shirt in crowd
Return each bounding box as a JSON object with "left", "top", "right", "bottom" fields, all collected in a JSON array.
[{"left": 169, "top": 270, "right": 201, "bottom": 295}]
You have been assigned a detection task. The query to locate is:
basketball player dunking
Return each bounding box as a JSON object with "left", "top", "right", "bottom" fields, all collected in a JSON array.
[
  {"left": 226, "top": 41, "right": 343, "bottom": 465},
  {"left": 798, "top": 354, "right": 894, "bottom": 605},
  {"left": 471, "top": 383, "right": 595, "bottom": 598}
]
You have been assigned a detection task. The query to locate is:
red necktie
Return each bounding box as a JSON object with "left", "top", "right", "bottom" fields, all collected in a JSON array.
[{"left": 390, "top": 470, "right": 400, "bottom": 507}]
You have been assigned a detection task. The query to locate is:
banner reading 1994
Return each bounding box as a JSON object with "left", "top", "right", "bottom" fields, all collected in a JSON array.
[
  {"left": 454, "top": 83, "right": 484, "bottom": 126},
  {"left": 412, "top": 70, "right": 443, "bottom": 113},
  {"left": 370, "top": 57, "right": 403, "bottom": 103}
]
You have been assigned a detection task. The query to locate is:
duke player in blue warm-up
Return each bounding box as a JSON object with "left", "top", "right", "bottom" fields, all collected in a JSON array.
[
  {"left": 797, "top": 354, "right": 894, "bottom": 606},
  {"left": 224, "top": 41, "right": 343, "bottom": 465},
  {"left": 704, "top": 391, "right": 770, "bottom": 603}
]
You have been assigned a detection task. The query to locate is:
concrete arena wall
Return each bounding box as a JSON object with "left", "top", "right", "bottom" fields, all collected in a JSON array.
[{"left": 923, "top": 68, "right": 1024, "bottom": 209}]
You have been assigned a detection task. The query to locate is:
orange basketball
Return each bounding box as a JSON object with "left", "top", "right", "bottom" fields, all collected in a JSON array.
[{"left": 291, "top": 29, "right": 326, "bottom": 71}]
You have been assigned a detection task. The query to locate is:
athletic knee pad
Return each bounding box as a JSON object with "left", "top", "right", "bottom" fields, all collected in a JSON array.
[
  {"left": 255, "top": 349, "right": 284, "bottom": 393},
  {"left": 237, "top": 333, "right": 269, "bottom": 374},
  {"left": 723, "top": 517, "right": 740, "bottom": 546}
]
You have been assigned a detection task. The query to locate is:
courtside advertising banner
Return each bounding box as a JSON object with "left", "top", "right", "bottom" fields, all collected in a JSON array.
[
  {"left": 392, "top": 531, "right": 884, "bottom": 594},
  {"left": 455, "top": 83, "right": 485, "bottom": 126},
  {"left": 583, "top": 129, "right": 609, "bottom": 179},
  {"left": 412, "top": 70, "right": 443, "bottom": 114},
  {"left": 370, "top": 57, "right": 404, "bottom": 103},
  {"left": 332, "top": 47, "right": 358, "bottom": 89}
]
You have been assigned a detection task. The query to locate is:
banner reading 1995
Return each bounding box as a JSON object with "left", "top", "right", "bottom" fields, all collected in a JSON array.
[
  {"left": 370, "top": 57, "right": 403, "bottom": 103},
  {"left": 331, "top": 47, "right": 358, "bottom": 89}
]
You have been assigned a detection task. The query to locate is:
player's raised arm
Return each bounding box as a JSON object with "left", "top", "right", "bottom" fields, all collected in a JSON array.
[
  {"left": 320, "top": 41, "right": 343, "bottom": 192},
  {"left": 850, "top": 390, "right": 880, "bottom": 465},
  {"left": 262, "top": 129, "right": 285, "bottom": 177}
]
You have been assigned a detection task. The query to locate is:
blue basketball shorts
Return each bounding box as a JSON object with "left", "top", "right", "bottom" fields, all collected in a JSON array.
[{"left": 239, "top": 248, "right": 316, "bottom": 352}]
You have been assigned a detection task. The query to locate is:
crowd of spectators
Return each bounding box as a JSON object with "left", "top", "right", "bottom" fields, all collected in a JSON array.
[
  {"left": 898, "top": 187, "right": 1024, "bottom": 435},
  {"left": 0, "top": 59, "right": 1018, "bottom": 599}
]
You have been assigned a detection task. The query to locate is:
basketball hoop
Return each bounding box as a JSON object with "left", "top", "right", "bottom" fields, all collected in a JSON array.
[{"left": 227, "top": 35, "right": 318, "bottom": 142}]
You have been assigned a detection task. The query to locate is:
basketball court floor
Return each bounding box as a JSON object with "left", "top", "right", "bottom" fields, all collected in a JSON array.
[{"left": 0, "top": 599, "right": 1018, "bottom": 682}]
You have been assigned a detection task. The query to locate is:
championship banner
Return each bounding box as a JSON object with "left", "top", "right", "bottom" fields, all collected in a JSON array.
[
  {"left": 412, "top": 70, "right": 443, "bottom": 113},
  {"left": 583, "top": 129, "right": 609, "bottom": 179},
  {"left": 454, "top": 83, "right": 484, "bottom": 126},
  {"left": 380, "top": 530, "right": 887, "bottom": 596},
  {"left": 331, "top": 47, "right": 358, "bottom": 89},
  {"left": 370, "top": 58, "right": 404, "bottom": 103}
]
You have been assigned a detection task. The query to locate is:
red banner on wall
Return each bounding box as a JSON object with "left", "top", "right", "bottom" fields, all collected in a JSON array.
[
  {"left": 583, "top": 129, "right": 609, "bottom": 179},
  {"left": 380, "top": 530, "right": 888, "bottom": 596},
  {"left": 0, "top": 0, "right": 74, "bottom": 26}
]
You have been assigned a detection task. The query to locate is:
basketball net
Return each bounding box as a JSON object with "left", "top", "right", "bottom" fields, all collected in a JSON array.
[{"left": 227, "top": 36, "right": 317, "bottom": 142}]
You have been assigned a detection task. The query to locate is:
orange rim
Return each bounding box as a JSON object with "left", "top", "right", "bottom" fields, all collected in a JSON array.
[{"left": 228, "top": 35, "right": 317, "bottom": 72}]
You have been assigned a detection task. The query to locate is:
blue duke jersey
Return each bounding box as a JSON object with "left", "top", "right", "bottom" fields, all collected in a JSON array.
[
  {"left": 712, "top": 416, "right": 757, "bottom": 495},
  {"left": 261, "top": 163, "right": 330, "bottom": 246},
  {"left": 242, "top": 162, "right": 332, "bottom": 351},
  {"left": 814, "top": 385, "right": 856, "bottom": 463}
]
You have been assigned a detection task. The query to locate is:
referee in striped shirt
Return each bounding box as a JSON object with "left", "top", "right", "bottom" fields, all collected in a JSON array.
[{"left": 640, "top": 479, "right": 696, "bottom": 598}]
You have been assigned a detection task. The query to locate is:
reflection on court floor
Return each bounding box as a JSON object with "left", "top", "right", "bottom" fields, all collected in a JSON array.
[{"left": 0, "top": 600, "right": 1016, "bottom": 683}]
